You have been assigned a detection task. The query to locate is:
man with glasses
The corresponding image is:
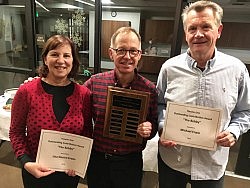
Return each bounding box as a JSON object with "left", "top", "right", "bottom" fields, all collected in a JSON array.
[{"left": 85, "top": 26, "right": 158, "bottom": 188}]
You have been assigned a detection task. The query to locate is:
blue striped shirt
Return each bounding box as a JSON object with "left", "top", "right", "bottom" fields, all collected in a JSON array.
[{"left": 157, "top": 48, "right": 250, "bottom": 180}]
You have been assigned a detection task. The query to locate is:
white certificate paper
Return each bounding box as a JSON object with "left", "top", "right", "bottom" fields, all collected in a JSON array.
[
  {"left": 36, "top": 129, "right": 93, "bottom": 178},
  {"left": 162, "top": 102, "right": 222, "bottom": 151}
]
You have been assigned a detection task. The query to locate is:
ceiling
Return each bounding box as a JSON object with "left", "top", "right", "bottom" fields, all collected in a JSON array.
[
  {"left": 105, "top": 0, "right": 250, "bottom": 14},
  {"left": 35, "top": 0, "right": 250, "bottom": 19},
  {"left": 38, "top": 0, "right": 250, "bottom": 9}
]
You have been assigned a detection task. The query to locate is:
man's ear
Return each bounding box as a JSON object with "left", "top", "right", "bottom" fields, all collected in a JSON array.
[
  {"left": 217, "top": 24, "right": 223, "bottom": 39},
  {"left": 108, "top": 48, "right": 113, "bottom": 60}
]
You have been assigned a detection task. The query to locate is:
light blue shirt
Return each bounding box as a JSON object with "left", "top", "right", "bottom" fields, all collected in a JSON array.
[{"left": 157, "top": 49, "right": 250, "bottom": 180}]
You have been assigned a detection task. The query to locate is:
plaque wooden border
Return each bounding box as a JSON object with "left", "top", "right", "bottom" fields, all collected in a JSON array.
[{"left": 103, "top": 86, "right": 150, "bottom": 143}]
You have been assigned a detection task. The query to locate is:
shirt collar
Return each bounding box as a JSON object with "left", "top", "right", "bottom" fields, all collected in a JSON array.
[
  {"left": 186, "top": 48, "right": 217, "bottom": 70},
  {"left": 113, "top": 68, "right": 138, "bottom": 89}
]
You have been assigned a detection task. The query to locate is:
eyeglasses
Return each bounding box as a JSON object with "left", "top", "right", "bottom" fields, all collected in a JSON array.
[{"left": 111, "top": 48, "right": 141, "bottom": 57}]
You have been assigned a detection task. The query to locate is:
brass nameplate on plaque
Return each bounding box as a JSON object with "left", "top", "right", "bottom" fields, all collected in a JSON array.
[{"left": 103, "top": 86, "right": 150, "bottom": 143}]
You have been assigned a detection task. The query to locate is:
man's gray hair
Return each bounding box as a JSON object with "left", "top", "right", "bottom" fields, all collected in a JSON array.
[{"left": 182, "top": 0, "right": 223, "bottom": 29}]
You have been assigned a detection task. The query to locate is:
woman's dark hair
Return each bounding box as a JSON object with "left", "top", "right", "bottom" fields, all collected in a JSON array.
[{"left": 38, "top": 35, "right": 80, "bottom": 79}]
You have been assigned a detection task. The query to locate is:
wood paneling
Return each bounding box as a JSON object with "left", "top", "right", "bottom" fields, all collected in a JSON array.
[
  {"left": 101, "top": 20, "right": 130, "bottom": 59},
  {"left": 138, "top": 55, "right": 167, "bottom": 74},
  {"left": 142, "top": 20, "right": 174, "bottom": 44},
  {"left": 217, "top": 22, "right": 250, "bottom": 49}
]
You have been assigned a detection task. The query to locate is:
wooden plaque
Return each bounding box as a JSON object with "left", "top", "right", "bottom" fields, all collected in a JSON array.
[{"left": 103, "top": 86, "right": 150, "bottom": 143}]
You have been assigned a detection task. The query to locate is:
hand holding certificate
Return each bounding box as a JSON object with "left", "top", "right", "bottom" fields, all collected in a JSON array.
[
  {"left": 36, "top": 129, "right": 93, "bottom": 178},
  {"left": 162, "top": 102, "right": 222, "bottom": 151}
]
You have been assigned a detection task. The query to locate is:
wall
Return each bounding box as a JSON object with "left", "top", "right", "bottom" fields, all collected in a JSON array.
[{"left": 88, "top": 11, "right": 141, "bottom": 69}]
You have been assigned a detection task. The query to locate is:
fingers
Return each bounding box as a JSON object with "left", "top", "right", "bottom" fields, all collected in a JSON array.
[
  {"left": 24, "top": 77, "right": 33, "bottom": 83},
  {"left": 159, "top": 137, "right": 177, "bottom": 147},
  {"left": 34, "top": 166, "right": 55, "bottom": 178},
  {"left": 24, "top": 162, "right": 55, "bottom": 178},
  {"left": 39, "top": 169, "right": 55, "bottom": 178},
  {"left": 23, "top": 77, "right": 39, "bottom": 84},
  {"left": 217, "top": 131, "right": 236, "bottom": 147},
  {"left": 65, "top": 169, "right": 76, "bottom": 176},
  {"left": 137, "top": 122, "right": 152, "bottom": 138},
  {"left": 24, "top": 162, "right": 77, "bottom": 178}
]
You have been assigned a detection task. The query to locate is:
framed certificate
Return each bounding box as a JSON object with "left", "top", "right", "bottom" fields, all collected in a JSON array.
[
  {"left": 103, "top": 86, "right": 150, "bottom": 143},
  {"left": 162, "top": 102, "right": 222, "bottom": 150},
  {"left": 36, "top": 129, "right": 93, "bottom": 178}
]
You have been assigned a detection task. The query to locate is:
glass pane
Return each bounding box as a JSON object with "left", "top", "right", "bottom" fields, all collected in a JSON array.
[
  {"left": 35, "top": 0, "right": 95, "bottom": 83},
  {"left": 100, "top": 0, "right": 177, "bottom": 82},
  {"left": 0, "top": 71, "right": 28, "bottom": 94},
  {"left": 0, "top": 0, "right": 28, "bottom": 69}
]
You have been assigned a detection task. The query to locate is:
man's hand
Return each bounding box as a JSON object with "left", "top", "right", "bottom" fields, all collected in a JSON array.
[
  {"left": 137, "top": 121, "right": 152, "bottom": 138},
  {"left": 217, "top": 131, "right": 236, "bottom": 147},
  {"left": 158, "top": 128, "right": 176, "bottom": 147},
  {"left": 21, "top": 77, "right": 39, "bottom": 85},
  {"left": 159, "top": 137, "right": 177, "bottom": 147}
]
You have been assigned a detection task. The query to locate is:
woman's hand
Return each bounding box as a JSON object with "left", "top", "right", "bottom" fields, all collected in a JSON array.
[
  {"left": 24, "top": 162, "right": 55, "bottom": 178},
  {"left": 65, "top": 169, "right": 76, "bottom": 176}
]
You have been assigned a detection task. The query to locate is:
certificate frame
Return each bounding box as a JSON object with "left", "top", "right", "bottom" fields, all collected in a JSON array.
[
  {"left": 36, "top": 129, "right": 93, "bottom": 178},
  {"left": 162, "top": 102, "right": 222, "bottom": 151},
  {"left": 103, "top": 86, "right": 150, "bottom": 143}
]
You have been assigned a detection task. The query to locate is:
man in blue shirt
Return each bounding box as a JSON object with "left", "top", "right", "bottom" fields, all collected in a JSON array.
[{"left": 157, "top": 1, "right": 250, "bottom": 188}]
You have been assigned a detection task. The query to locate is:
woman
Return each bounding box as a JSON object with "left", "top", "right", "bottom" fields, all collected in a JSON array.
[{"left": 9, "top": 35, "right": 93, "bottom": 188}]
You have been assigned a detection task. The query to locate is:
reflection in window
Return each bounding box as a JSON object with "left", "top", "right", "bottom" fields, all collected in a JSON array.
[
  {"left": 36, "top": 6, "right": 89, "bottom": 75},
  {"left": 0, "top": 4, "right": 28, "bottom": 69}
]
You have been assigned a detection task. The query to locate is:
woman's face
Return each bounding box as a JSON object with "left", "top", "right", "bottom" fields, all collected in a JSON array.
[{"left": 44, "top": 44, "right": 73, "bottom": 81}]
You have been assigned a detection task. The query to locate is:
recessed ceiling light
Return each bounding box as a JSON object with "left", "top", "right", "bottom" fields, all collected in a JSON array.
[{"left": 90, "top": 0, "right": 114, "bottom": 5}]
